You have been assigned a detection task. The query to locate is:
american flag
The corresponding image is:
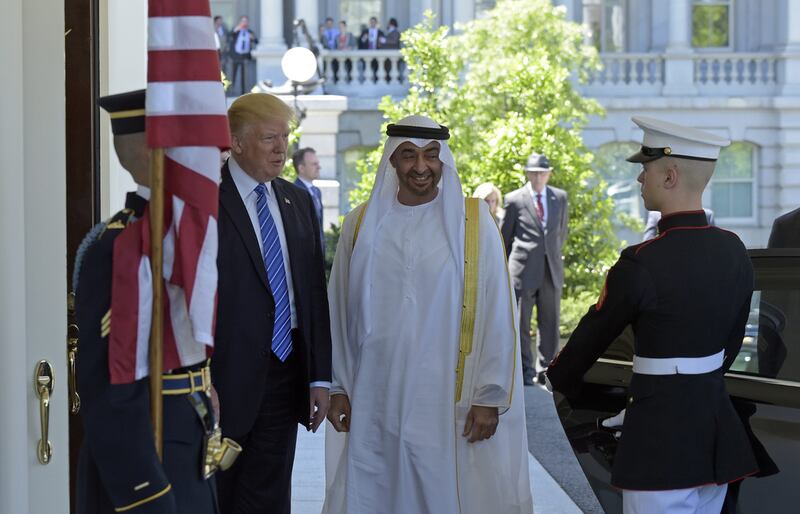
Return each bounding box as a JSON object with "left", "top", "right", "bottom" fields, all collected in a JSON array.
[{"left": 109, "top": 0, "right": 230, "bottom": 384}]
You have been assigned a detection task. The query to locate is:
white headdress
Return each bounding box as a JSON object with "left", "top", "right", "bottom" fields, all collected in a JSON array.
[{"left": 347, "top": 115, "right": 465, "bottom": 344}]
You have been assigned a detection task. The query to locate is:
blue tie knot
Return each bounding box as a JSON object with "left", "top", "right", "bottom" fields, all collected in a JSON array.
[{"left": 254, "top": 182, "right": 267, "bottom": 198}]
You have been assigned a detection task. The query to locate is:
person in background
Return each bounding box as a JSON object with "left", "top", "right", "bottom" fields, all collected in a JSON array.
[
  {"left": 229, "top": 15, "right": 258, "bottom": 95},
  {"left": 214, "top": 15, "right": 229, "bottom": 73},
  {"left": 359, "top": 17, "right": 383, "bottom": 50},
  {"left": 473, "top": 182, "right": 503, "bottom": 223},
  {"left": 336, "top": 20, "right": 356, "bottom": 50},
  {"left": 500, "top": 152, "right": 569, "bottom": 387},
  {"left": 322, "top": 17, "right": 339, "bottom": 50},
  {"left": 293, "top": 147, "right": 326, "bottom": 252},
  {"left": 380, "top": 18, "right": 401, "bottom": 49}
]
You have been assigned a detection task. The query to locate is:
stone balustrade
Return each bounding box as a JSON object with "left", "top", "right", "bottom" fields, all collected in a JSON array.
[
  {"left": 319, "top": 50, "right": 408, "bottom": 97},
  {"left": 582, "top": 52, "right": 783, "bottom": 97}
]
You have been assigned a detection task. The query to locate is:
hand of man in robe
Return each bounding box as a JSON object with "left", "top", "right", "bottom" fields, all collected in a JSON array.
[
  {"left": 463, "top": 405, "right": 499, "bottom": 443},
  {"left": 327, "top": 394, "right": 351, "bottom": 432},
  {"left": 309, "top": 387, "right": 330, "bottom": 433}
]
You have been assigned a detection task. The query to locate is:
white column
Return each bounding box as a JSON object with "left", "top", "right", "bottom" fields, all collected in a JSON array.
[
  {"left": 102, "top": 0, "right": 147, "bottom": 217},
  {"left": 253, "top": 0, "right": 289, "bottom": 86},
  {"left": 662, "top": 0, "right": 697, "bottom": 95},
  {"left": 778, "top": 0, "right": 800, "bottom": 94},
  {"left": 410, "top": 0, "right": 439, "bottom": 26},
  {"left": 452, "top": 0, "right": 474, "bottom": 31},
  {"left": 295, "top": 0, "right": 318, "bottom": 40}
]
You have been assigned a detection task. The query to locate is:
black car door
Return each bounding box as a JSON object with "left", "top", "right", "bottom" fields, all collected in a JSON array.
[{"left": 553, "top": 249, "right": 800, "bottom": 513}]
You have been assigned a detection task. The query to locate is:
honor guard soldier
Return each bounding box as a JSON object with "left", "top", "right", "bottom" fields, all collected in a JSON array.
[
  {"left": 547, "top": 116, "right": 759, "bottom": 514},
  {"left": 74, "top": 90, "right": 234, "bottom": 514}
]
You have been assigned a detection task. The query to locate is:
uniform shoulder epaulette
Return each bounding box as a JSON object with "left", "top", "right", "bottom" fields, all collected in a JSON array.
[
  {"left": 99, "top": 208, "right": 137, "bottom": 236},
  {"left": 71, "top": 208, "right": 138, "bottom": 292}
]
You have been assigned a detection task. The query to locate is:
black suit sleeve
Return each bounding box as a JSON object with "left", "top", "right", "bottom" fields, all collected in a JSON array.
[
  {"left": 76, "top": 232, "right": 176, "bottom": 513},
  {"left": 499, "top": 195, "right": 518, "bottom": 258},
  {"left": 306, "top": 193, "right": 332, "bottom": 383},
  {"left": 547, "top": 250, "right": 656, "bottom": 398}
]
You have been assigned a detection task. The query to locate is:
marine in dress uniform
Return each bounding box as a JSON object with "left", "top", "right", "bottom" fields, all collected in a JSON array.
[
  {"left": 547, "top": 116, "right": 759, "bottom": 514},
  {"left": 74, "top": 90, "right": 220, "bottom": 514}
]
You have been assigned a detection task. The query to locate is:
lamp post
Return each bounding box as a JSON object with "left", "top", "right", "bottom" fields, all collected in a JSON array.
[{"left": 280, "top": 47, "right": 319, "bottom": 123}]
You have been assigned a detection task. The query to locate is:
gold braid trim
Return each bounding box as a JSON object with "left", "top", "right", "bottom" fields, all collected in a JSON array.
[
  {"left": 351, "top": 203, "right": 368, "bottom": 251},
  {"left": 114, "top": 484, "right": 171, "bottom": 512},
  {"left": 455, "top": 198, "right": 480, "bottom": 403}
]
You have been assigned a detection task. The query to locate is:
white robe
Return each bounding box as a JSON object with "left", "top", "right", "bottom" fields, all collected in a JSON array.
[{"left": 323, "top": 194, "right": 533, "bottom": 514}]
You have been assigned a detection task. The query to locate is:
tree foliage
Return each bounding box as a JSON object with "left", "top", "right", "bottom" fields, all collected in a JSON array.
[{"left": 351, "top": 0, "right": 620, "bottom": 297}]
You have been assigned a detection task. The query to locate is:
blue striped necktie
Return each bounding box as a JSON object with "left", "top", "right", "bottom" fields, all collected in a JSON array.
[{"left": 254, "top": 183, "right": 292, "bottom": 361}]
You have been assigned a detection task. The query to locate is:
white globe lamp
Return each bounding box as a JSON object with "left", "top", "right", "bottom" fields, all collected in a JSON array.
[{"left": 281, "top": 47, "right": 317, "bottom": 83}]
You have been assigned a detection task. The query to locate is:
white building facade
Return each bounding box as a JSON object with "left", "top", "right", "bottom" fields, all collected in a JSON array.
[{"left": 216, "top": 0, "right": 800, "bottom": 248}]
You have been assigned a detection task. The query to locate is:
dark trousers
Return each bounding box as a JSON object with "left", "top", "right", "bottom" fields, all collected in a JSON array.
[
  {"left": 216, "top": 351, "right": 301, "bottom": 514},
  {"left": 516, "top": 264, "right": 561, "bottom": 378},
  {"left": 230, "top": 56, "right": 250, "bottom": 95}
]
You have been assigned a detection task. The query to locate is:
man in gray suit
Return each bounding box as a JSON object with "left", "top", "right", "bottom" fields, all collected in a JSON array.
[{"left": 501, "top": 153, "right": 569, "bottom": 386}]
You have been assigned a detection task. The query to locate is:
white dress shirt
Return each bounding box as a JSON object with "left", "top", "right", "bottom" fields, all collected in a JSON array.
[
  {"left": 228, "top": 157, "right": 329, "bottom": 389},
  {"left": 527, "top": 182, "right": 549, "bottom": 227}
]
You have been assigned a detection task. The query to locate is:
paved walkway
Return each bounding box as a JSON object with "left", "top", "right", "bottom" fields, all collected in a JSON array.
[{"left": 291, "top": 424, "right": 583, "bottom": 514}]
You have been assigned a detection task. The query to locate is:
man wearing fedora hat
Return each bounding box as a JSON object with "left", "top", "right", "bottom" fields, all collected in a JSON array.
[{"left": 501, "top": 152, "right": 569, "bottom": 387}]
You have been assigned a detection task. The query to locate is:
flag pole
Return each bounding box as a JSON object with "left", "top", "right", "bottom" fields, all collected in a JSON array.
[{"left": 149, "top": 147, "right": 165, "bottom": 460}]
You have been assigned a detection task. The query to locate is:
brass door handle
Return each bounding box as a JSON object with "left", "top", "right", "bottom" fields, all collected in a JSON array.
[
  {"left": 33, "top": 360, "right": 54, "bottom": 465},
  {"left": 67, "top": 323, "right": 80, "bottom": 414}
]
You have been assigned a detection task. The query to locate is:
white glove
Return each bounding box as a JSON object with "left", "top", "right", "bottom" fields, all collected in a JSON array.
[{"left": 601, "top": 408, "right": 626, "bottom": 428}]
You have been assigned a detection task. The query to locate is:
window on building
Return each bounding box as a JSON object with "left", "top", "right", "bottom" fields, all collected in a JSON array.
[
  {"left": 476, "top": 0, "right": 497, "bottom": 17},
  {"left": 582, "top": 0, "right": 626, "bottom": 53},
  {"left": 692, "top": 0, "right": 731, "bottom": 48},
  {"left": 340, "top": 0, "right": 383, "bottom": 31},
  {"left": 708, "top": 142, "right": 755, "bottom": 220}
]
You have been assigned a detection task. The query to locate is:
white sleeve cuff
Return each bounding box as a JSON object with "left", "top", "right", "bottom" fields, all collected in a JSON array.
[{"left": 310, "top": 381, "right": 331, "bottom": 389}]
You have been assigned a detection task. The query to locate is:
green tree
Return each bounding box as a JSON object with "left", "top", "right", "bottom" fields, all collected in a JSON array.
[{"left": 351, "top": 0, "right": 619, "bottom": 299}]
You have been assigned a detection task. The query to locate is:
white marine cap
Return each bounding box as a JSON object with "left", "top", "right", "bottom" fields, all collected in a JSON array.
[{"left": 627, "top": 116, "right": 731, "bottom": 163}]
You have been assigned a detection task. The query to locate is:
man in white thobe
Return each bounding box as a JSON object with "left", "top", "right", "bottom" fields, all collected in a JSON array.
[{"left": 323, "top": 115, "right": 533, "bottom": 514}]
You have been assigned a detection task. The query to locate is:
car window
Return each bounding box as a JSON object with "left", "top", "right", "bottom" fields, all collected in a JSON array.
[{"left": 728, "top": 251, "right": 800, "bottom": 383}]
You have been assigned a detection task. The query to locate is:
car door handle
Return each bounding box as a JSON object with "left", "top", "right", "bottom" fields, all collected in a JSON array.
[{"left": 33, "top": 360, "right": 54, "bottom": 465}]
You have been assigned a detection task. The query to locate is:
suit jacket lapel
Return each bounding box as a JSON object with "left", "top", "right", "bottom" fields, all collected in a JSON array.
[
  {"left": 546, "top": 188, "right": 558, "bottom": 232},
  {"left": 523, "top": 186, "right": 543, "bottom": 229},
  {"left": 219, "top": 163, "right": 270, "bottom": 291}
]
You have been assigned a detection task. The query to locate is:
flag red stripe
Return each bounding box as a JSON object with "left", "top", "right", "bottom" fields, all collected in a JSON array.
[
  {"left": 109, "top": 223, "right": 145, "bottom": 384},
  {"left": 147, "top": 115, "right": 230, "bottom": 149},
  {"left": 148, "top": 50, "right": 222, "bottom": 82},
  {"left": 148, "top": 0, "right": 211, "bottom": 17},
  {"left": 165, "top": 157, "right": 220, "bottom": 217}
]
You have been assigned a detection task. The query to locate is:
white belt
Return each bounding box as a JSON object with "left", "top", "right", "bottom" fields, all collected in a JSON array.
[{"left": 632, "top": 350, "right": 725, "bottom": 375}]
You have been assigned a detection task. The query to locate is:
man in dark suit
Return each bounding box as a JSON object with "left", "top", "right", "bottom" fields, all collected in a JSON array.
[
  {"left": 292, "top": 147, "right": 325, "bottom": 252},
  {"left": 75, "top": 90, "right": 218, "bottom": 514},
  {"left": 229, "top": 15, "right": 258, "bottom": 95},
  {"left": 500, "top": 153, "right": 569, "bottom": 386},
  {"left": 212, "top": 92, "right": 331, "bottom": 514}
]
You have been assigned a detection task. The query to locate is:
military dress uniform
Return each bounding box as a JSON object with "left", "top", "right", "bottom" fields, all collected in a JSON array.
[
  {"left": 74, "top": 90, "right": 219, "bottom": 514},
  {"left": 547, "top": 117, "right": 759, "bottom": 513}
]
